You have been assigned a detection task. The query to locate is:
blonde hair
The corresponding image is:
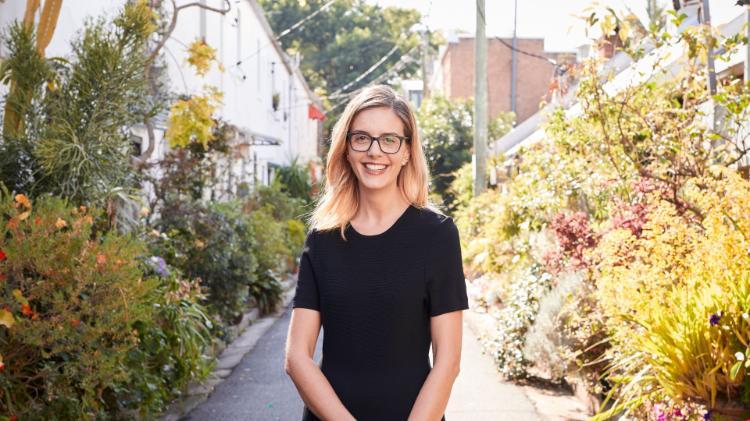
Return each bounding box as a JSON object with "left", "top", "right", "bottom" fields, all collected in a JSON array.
[{"left": 309, "top": 85, "right": 441, "bottom": 240}]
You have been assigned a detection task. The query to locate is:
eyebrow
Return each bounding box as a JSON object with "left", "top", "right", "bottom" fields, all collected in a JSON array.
[{"left": 349, "top": 129, "right": 405, "bottom": 137}]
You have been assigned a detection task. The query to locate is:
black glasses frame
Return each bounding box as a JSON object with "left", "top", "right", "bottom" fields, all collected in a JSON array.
[{"left": 346, "top": 131, "right": 410, "bottom": 154}]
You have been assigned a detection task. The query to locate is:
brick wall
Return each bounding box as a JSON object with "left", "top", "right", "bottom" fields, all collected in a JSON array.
[{"left": 438, "top": 37, "right": 576, "bottom": 125}]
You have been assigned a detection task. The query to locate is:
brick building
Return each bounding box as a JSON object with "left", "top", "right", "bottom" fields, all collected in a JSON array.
[{"left": 431, "top": 35, "right": 577, "bottom": 125}]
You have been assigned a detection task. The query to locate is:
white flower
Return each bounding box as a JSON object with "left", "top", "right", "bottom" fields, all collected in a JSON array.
[{"left": 736, "top": 352, "right": 745, "bottom": 361}]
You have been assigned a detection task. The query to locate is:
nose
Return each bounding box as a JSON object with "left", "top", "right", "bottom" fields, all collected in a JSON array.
[{"left": 366, "top": 139, "right": 385, "bottom": 156}]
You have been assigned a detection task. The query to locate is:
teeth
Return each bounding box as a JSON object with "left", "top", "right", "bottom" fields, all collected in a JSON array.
[{"left": 365, "top": 163, "right": 387, "bottom": 170}]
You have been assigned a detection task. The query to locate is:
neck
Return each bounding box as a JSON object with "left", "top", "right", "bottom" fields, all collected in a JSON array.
[{"left": 356, "top": 182, "right": 409, "bottom": 219}]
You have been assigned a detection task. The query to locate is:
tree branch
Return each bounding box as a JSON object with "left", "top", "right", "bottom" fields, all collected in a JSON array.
[{"left": 137, "top": 0, "right": 231, "bottom": 164}]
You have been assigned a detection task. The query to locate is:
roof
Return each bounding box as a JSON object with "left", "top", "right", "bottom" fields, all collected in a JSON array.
[
  {"left": 493, "top": 10, "right": 748, "bottom": 158},
  {"left": 246, "top": 0, "right": 322, "bottom": 107}
]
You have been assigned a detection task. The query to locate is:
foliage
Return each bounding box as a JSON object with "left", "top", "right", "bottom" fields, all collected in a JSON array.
[
  {"left": 186, "top": 38, "right": 218, "bottom": 76},
  {"left": 523, "top": 271, "right": 583, "bottom": 381},
  {"left": 417, "top": 95, "right": 513, "bottom": 212},
  {"left": 246, "top": 207, "right": 287, "bottom": 315},
  {"left": 273, "top": 157, "right": 313, "bottom": 203},
  {"left": 150, "top": 200, "right": 258, "bottom": 325},
  {"left": 0, "top": 189, "right": 158, "bottom": 419},
  {"left": 592, "top": 168, "right": 750, "bottom": 417},
  {"left": 258, "top": 0, "right": 423, "bottom": 95},
  {"left": 165, "top": 87, "right": 224, "bottom": 150},
  {"left": 455, "top": 6, "right": 750, "bottom": 416},
  {"left": 483, "top": 264, "right": 553, "bottom": 379},
  {"left": 244, "top": 181, "right": 308, "bottom": 223},
  {"left": 118, "top": 263, "right": 214, "bottom": 417},
  {"left": 0, "top": 2, "right": 154, "bottom": 206}
]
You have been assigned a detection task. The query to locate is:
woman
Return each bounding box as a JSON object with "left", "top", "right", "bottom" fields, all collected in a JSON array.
[{"left": 284, "top": 84, "right": 468, "bottom": 421}]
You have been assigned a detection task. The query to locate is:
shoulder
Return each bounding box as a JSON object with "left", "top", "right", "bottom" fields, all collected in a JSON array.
[{"left": 411, "top": 205, "right": 459, "bottom": 240}]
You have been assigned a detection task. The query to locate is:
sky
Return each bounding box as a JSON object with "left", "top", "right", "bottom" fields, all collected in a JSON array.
[{"left": 368, "top": 0, "right": 745, "bottom": 52}]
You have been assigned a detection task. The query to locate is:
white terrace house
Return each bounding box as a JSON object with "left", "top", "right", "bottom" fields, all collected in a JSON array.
[
  {"left": 491, "top": 3, "right": 750, "bottom": 176},
  {"left": 0, "top": 0, "right": 325, "bottom": 200}
]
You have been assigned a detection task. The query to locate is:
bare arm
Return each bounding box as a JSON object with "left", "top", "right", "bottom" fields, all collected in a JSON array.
[
  {"left": 407, "top": 310, "right": 463, "bottom": 421},
  {"left": 284, "top": 308, "right": 356, "bottom": 421}
]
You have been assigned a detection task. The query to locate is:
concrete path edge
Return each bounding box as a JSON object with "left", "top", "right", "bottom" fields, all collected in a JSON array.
[{"left": 158, "top": 275, "right": 298, "bottom": 421}]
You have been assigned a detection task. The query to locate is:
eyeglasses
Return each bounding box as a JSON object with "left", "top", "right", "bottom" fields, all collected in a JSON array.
[{"left": 347, "top": 131, "right": 409, "bottom": 154}]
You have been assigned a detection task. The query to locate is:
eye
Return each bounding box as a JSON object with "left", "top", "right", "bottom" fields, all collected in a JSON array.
[
  {"left": 353, "top": 134, "right": 370, "bottom": 143},
  {"left": 382, "top": 135, "right": 399, "bottom": 144}
]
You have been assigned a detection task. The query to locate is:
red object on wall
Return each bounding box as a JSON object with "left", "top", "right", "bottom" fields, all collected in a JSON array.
[{"left": 308, "top": 103, "right": 326, "bottom": 121}]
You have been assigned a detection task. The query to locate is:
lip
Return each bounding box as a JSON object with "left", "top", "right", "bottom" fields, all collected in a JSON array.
[{"left": 361, "top": 162, "right": 389, "bottom": 175}]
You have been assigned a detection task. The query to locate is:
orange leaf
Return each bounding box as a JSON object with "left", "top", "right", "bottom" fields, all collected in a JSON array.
[
  {"left": 21, "top": 304, "right": 32, "bottom": 317},
  {"left": 14, "top": 194, "right": 31, "bottom": 209},
  {"left": 71, "top": 318, "right": 80, "bottom": 328}
]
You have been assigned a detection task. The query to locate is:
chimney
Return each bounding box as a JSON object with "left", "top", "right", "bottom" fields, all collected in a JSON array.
[{"left": 598, "top": 28, "right": 624, "bottom": 59}]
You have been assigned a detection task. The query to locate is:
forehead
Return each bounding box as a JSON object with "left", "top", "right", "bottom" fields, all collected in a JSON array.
[{"left": 350, "top": 106, "right": 405, "bottom": 136}]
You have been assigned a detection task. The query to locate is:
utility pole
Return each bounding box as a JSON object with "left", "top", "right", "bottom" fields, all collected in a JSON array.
[
  {"left": 510, "top": 0, "right": 518, "bottom": 116},
  {"left": 421, "top": 29, "right": 430, "bottom": 101},
  {"left": 702, "top": 0, "right": 717, "bottom": 95},
  {"left": 473, "top": 0, "right": 488, "bottom": 197},
  {"left": 745, "top": 3, "right": 750, "bottom": 83}
]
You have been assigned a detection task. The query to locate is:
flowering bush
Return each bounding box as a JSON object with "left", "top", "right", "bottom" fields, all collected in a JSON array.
[
  {"left": 483, "top": 265, "right": 553, "bottom": 379},
  {"left": 0, "top": 190, "right": 157, "bottom": 419},
  {"left": 453, "top": 8, "right": 750, "bottom": 418}
]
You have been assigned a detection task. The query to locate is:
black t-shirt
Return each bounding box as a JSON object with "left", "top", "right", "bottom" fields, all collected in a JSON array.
[{"left": 292, "top": 204, "right": 469, "bottom": 421}]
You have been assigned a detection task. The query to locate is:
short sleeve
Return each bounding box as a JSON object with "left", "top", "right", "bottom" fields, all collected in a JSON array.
[
  {"left": 292, "top": 230, "right": 320, "bottom": 311},
  {"left": 426, "top": 217, "right": 469, "bottom": 317}
]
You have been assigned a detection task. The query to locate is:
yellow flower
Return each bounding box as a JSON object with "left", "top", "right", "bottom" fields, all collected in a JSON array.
[{"left": 55, "top": 218, "right": 67, "bottom": 229}]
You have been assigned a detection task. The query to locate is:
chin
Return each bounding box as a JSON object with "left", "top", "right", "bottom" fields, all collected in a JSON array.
[{"left": 357, "top": 174, "right": 397, "bottom": 191}]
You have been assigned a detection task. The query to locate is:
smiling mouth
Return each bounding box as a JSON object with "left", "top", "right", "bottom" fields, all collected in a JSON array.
[{"left": 362, "top": 162, "right": 389, "bottom": 174}]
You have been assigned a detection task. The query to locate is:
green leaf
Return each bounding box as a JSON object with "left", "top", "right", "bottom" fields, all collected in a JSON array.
[{"left": 730, "top": 361, "right": 742, "bottom": 380}]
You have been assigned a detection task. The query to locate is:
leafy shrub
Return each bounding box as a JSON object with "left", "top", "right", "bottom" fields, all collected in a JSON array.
[
  {"left": 592, "top": 168, "right": 750, "bottom": 417},
  {"left": 247, "top": 206, "right": 288, "bottom": 314},
  {"left": 484, "top": 264, "right": 553, "bottom": 379},
  {"left": 523, "top": 271, "right": 583, "bottom": 381},
  {"left": 119, "top": 263, "right": 214, "bottom": 417},
  {"left": 151, "top": 200, "right": 257, "bottom": 325},
  {"left": 0, "top": 1, "right": 154, "bottom": 206},
  {"left": 0, "top": 190, "right": 157, "bottom": 419},
  {"left": 244, "top": 182, "right": 307, "bottom": 222},
  {"left": 273, "top": 157, "right": 312, "bottom": 203}
]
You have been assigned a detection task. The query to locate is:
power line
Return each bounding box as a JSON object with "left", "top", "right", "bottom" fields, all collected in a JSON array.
[
  {"left": 233, "top": 0, "right": 337, "bottom": 70},
  {"left": 328, "top": 45, "right": 420, "bottom": 111},
  {"left": 328, "top": 43, "right": 401, "bottom": 97},
  {"left": 276, "top": 0, "right": 337, "bottom": 40},
  {"left": 493, "top": 36, "right": 558, "bottom": 66}
]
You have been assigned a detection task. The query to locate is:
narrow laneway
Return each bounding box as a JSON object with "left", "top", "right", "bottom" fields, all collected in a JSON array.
[{"left": 183, "top": 303, "right": 542, "bottom": 421}]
